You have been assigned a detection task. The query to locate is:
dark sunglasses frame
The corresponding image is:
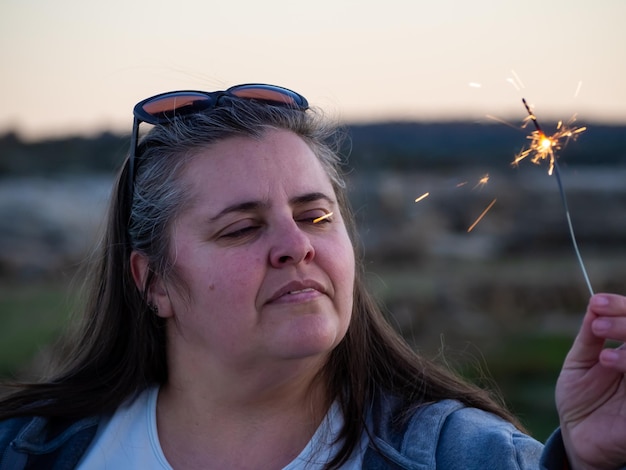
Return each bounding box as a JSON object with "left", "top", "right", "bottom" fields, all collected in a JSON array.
[{"left": 126, "top": 83, "right": 309, "bottom": 209}]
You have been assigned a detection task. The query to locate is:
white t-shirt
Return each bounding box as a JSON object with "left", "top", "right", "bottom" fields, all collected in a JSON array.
[{"left": 77, "top": 386, "right": 368, "bottom": 469}]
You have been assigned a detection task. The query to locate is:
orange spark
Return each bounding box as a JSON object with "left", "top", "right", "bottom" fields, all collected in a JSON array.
[
  {"left": 414, "top": 192, "right": 430, "bottom": 203},
  {"left": 473, "top": 173, "right": 490, "bottom": 189},
  {"left": 313, "top": 212, "right": 333, "bottom": 224},
  {"left": 467, "top": 198, "right": 497, "bottom": 233}
]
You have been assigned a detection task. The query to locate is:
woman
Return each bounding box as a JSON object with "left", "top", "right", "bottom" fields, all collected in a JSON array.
[{"left": 0, "top": 84, "right": 624, "bottom": 469}]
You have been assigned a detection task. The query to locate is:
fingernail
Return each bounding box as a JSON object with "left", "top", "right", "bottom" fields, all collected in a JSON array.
[
  {"left": 592, "top": 295, "right": 609, "bottom": 307},
  {"left": 601, "top": 349, "right": 619, "bottom": 363},
  {"left": 593, "top": 318, "right": 612, "bottom": 333}
]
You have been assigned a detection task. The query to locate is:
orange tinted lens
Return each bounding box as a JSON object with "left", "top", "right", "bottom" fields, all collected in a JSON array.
[
  {"left": 142, "top": 94, "right": 210, "bottom": 116},
  {"left": 230, "top": 88, "right": 296, "bottom": 105}
]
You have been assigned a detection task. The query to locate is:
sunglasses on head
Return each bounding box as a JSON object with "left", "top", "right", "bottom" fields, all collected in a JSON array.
[{"left": 127, "top": 83, "right": 309, "bottom": 206}]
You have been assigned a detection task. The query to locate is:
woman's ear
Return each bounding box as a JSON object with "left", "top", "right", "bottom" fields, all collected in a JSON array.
[{"left": 130, "top": 251, "right": 172, "bottom": 318}]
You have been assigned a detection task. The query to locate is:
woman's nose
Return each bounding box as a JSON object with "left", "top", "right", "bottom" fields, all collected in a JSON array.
[{"left": 268, "top": 221, "right": 315, "bottom": 268}]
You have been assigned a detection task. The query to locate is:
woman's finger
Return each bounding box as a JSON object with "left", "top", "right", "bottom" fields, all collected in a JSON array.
[
  {"left": 598, "top": 344, "right": 626, "bottom": 372},
  {"left": 592, "top": 316, "right": 626, "bottom": 343},
  {"left": 564, "top": 300, "right": 606, "bottom": 368},
  {"left": 588, "top": 294, "right": 626, "bottom": 317}
]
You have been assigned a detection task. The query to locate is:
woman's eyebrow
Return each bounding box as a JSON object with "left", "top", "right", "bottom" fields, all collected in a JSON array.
[
  {"left": 209, "top": 192, "right": 335, "bottom": 222},
  {"left": 289, "top": 192, "right": 335, "bottom": 206},
  {"left": 208, "top": 201, "right": 266, "bottom": 222}
]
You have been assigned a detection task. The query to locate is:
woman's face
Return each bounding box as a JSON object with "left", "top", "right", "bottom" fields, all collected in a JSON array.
[{"left": 157, "top": 129, "right": 355, "bottom": 379}]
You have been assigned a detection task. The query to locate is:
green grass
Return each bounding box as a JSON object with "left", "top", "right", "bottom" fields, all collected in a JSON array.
[{"left": 0, "top": 283, "right": 74, "bottom": 377}]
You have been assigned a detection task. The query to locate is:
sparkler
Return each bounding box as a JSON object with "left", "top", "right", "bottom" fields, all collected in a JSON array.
[
  {"left": 514, "top": 99, "right": 587, "bottom": 175},
  {"left": 515, "top": 98, "right": 593, "bottom": 295}
]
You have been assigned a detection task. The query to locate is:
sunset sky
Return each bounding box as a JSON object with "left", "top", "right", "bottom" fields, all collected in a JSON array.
[{"left": 1, "top": 0, "right": 624, "bottom": 139}]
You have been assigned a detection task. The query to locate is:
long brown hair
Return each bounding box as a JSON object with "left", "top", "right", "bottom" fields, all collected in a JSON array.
[{"left": 0, "top": 98, "right": 521, "bottom": 468}]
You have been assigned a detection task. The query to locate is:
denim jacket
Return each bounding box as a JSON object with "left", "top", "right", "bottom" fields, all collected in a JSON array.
[
  {"left": 363, "top": 394, "right": 563, "bottom": 469},
  {"left": 0, "top": 395, "right": 565, "bottom": 469}
]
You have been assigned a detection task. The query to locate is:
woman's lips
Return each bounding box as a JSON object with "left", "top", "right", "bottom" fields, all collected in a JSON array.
[{"left": 267, "top": 281, "right": 326, "bottom": 304}]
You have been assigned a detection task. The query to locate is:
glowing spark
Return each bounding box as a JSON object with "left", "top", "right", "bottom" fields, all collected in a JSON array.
[
  {"left": 456, "top": 182, "right": 468, "bottom": 188},
  {"left": 313, "top": 212, "right": 333, "bottom": 224},
  {"left": 574, "top": 80, "right": 583, "bottom": 98},
  {"left": 511, "top": 70, "right": 525, "bottom": 89},
  {"left": 506, "top": 78, "right": 521, "bottom": 91},
  {"left": 414, "top": 192, "right": 430, "bottom": 203},
  {"left": 469, "top": 82, "right": 482, "bottom": 88},
  {"left": 507, "top": 70, "right": 526, "bottom": 91},
  {"left": 473, "top": 174, "right": 490, "bottom": 189},
  {"left": 467, "top": 198, "right": 497, "bottom": 233},
  {"left": 513, "top": 98, "right": 586, "bottom": 175},
  {"left": 486, "top": 114, "right": 520, "bottom": 130}
]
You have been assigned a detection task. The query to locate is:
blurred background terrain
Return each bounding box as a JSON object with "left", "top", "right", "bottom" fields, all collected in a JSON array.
[{"left": 1, "top": 121, "right": 625, "bottom": 440}]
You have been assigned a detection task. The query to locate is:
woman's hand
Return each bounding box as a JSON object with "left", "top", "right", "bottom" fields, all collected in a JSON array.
[{"left": 557, "top": 293, "right": 626, "bottom": 470}]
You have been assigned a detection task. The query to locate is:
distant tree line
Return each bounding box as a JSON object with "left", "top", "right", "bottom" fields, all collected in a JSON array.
[
  {"left": 345, "top": 122, "right": 626, "bottom": 172},
  {"left": 1, "top": 122, "right": 624, "bottom": 176},
  {"left": 0, "top": 131, "right": 128, "bottom": 176}
]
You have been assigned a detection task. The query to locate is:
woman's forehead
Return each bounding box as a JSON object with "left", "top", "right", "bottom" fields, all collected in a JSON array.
[{"left": 180, "top": 130, "right": 335, "bottom": 206}]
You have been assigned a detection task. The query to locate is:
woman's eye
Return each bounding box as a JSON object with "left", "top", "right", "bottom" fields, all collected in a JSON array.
[
  {"left": 299, "top": 211, "right": 333, "bottom": 224},
  {"left": 219, "top": 222, "right": 260, "bottom": 239}
]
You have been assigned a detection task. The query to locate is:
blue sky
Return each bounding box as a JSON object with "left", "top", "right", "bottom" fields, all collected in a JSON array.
[{"left": 1, "top": 0, "right": 624, "bottom": 138}]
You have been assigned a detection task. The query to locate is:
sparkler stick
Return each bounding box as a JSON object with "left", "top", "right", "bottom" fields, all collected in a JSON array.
[{"left": 518, "top": 99, "right": 594, "bottom": 296}]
